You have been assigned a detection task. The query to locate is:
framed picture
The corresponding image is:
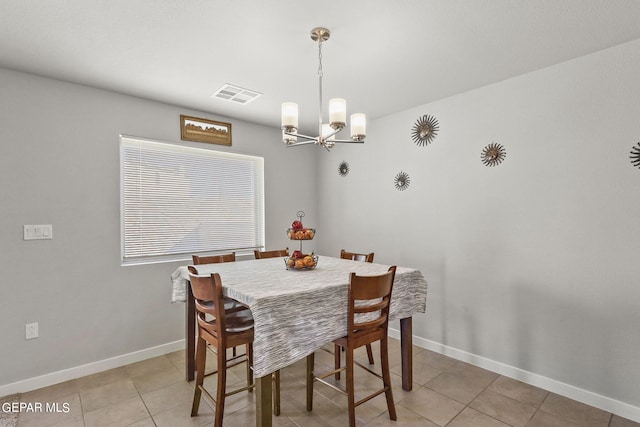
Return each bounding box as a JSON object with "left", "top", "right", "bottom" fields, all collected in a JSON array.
[{"left": 180, "top": 115, "right": 232, "bottom": 146}]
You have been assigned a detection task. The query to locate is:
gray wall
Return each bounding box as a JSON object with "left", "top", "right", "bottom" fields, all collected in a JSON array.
[
  {"left": 317, "top": 38, "right": 640, "bottom": 411},
  {"left": 0, "top": 68, "right": 317, "bottom": 387}
]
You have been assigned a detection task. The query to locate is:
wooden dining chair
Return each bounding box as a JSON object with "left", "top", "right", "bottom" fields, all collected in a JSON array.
[
  {"left": 254, "top": 248, "right": 289, "bottom": 259},
  {"left": 306, "top": 266, "right": 397, "bottom": 427},
  {"left": 340, "top": 249, "right": 375, "bottom": 263},
  {"left": 192, "top": 253, "right": 245, "bottom": 356},
  {"left": 337, "top": 249, "right": 376, "bottom": 372},
  {"left": 188, "top": 267, "right": 280, "bottom": 426}
]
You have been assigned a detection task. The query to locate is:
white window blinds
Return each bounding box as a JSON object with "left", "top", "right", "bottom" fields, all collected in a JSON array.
[{"left": 120, "top": 136, "right": 265, "bottom": 265}]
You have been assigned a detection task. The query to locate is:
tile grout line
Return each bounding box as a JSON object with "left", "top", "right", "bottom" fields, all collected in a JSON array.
[{"left": 131, "top": 372, "right": 156, "bottom": 427}]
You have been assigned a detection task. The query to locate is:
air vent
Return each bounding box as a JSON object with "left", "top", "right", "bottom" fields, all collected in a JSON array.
[{"left": 212, "top": 84, "right": 262, "bottom": 105}]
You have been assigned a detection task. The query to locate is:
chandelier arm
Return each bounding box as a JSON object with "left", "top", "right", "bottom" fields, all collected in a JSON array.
[
  {"left": 284, "top": 131, "right": 317, "bottom": 141},
  {"left": 285, "top": 140, "right": 317, "bottom": 147},
  {"left": 333, "top": 139, "right": 365, "bottom": 144}
]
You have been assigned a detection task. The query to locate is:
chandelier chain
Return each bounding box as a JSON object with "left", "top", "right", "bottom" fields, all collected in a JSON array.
[
  {"left": 318, "top": 40, "right": 323, "bottom": 77},
  {"left": 317, "top": 39, "right": 324, "bottom": 143}
]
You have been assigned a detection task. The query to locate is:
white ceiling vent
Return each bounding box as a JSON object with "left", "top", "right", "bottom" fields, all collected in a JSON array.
[{"left": 212, "top": 84, "right": 262, "bottom": 105}]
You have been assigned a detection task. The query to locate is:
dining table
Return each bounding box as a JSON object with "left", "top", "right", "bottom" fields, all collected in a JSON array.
[{"left": 171, "top": 255, "right": 427, "bottom": 426}]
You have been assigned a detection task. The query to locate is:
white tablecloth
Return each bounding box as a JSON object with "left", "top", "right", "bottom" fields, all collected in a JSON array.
[{"left": 171, "top": 256, "right": 427, "bottom": 377}]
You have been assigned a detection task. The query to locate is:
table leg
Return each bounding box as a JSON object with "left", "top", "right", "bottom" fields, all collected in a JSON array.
[
  {"left": 255, "top": 374, "right": 273, "bottom": 427},
  {"left": 186, "top": 282, "right": 195, "bottom": 381},
  {"left": 400, "top": 317, "right": 413, "bottom": 391}
]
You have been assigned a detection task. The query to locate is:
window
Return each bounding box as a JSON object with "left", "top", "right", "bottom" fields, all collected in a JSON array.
[{"left": 120, "top": 135, "right": 264, "bottom": 265}]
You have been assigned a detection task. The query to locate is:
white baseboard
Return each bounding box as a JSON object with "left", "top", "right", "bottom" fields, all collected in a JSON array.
[
  {"left": 0, "top": 340, "right": 184, "bottom": 398},
  {"left": 4, "top": 333, "right": 640, "bottom": 423},
  {"left": 388, "top": 327, "right": 640, "bottom": 423}
]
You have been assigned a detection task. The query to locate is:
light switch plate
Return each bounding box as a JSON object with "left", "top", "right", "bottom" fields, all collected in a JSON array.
[{"left": 24, "top": 224, "right": 53, "bottom": 240}]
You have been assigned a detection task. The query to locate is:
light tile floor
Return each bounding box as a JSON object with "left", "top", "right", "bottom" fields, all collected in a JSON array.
[{"left": 7, "top": 338, "right": 640, "bottom": 426}]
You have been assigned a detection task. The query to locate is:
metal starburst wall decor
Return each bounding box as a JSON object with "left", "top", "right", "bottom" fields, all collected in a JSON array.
[
  {"left": 481, "top": 142, "right": 506, "bottom": 167},
  {"left": 338, "top": 161, "right": 350, "bottom": 177},
  {"left": 631, "top": 142, "right": 640, "bottom": 169},
  {"left": 394, "top": 171, "right": 410, "bottom": 191},
  {"left": 411, "top": 114, "right": 439, "bottom": 146}
]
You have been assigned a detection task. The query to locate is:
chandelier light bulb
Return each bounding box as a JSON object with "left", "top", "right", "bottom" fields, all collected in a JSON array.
[
  {"left": 329, "top": 98, "right": 346, "bottom": 130},
  {"left": 321, "top": 124, "right": 336, "bottom": 141},
  {"left": 281, "top": 102, "right": 298, "bottom": 130},
  {"left": 350, "top": 113, "right": 366, "bottom": 140}
]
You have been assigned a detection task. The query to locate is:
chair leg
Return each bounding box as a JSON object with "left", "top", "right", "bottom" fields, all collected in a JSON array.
[
  {"left": 380, "top": 337, "right": 397, "bottom": 421},
  {"left": 346, "top": 345, "right": 356, "bottom": 427},
  {"left": 191, "top": 335, "right": 207, "bottom": 416},
  {"left": 215, "top": 346, "right": 227, "bottom": 427},
  {"left": 306, "top": 353, "right": 315, "bottom": 411},
  {"left": 334, "top": 343, "right": 341, "bottom": 380},
  {"left": 366, "top": 343, "right": 375, "bottom": 365},
  {"left": 246, "top": 343, "right": 253, "bottom": 391},
  {"left": 273, "top": 370, "right": 281, "bottom": 416}
]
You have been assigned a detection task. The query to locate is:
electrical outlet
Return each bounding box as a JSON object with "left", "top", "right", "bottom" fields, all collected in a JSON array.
[{"left": 25, "top": 322, "right": 38, "bottom": 340}]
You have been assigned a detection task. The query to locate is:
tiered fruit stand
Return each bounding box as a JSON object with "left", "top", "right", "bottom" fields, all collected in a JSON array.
[{"left": 284, "top": 211, "right": 318, "bottom": 270}]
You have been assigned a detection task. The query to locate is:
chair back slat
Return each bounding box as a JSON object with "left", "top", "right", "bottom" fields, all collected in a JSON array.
[
  {"left": 354, "top": 299, "right": 387, "bottom": 314},
  {"left": 254, "top": 248, "right": 289, "bottom": 259},
  {"left": 354, "top": 316, "right": 387, "bottom": 331},
  {"left": 192, "top": 252, "right": 236, "bottom": 265},
  {"left": 340, "top": 249, "right": 374, "bottom": 263}
]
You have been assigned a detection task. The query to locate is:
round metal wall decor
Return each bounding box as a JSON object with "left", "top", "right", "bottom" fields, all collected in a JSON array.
[
  {"left": 338, "top": 161, "right": 350, "bottom": 177},
  {"left": 411, "top": 114, "right": 439, "bottom": 146},
  {"left": 631, "top": 142, "right": 640, "bottom": 169},
  {"left": 394, "top": 171, "right": 410, "bottom": 191},
  {"left": 481, "top": 142, "right": 506, "bottom": 167}
]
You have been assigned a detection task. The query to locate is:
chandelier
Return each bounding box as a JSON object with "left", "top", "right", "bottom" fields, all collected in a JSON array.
[{"left": 281, "top": 27, "right": 366, "bottom": 151}]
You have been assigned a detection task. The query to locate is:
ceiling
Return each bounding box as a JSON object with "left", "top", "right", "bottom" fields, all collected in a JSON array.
[{"left": 2, "top": 0, "right": 640, "bottom": 135}]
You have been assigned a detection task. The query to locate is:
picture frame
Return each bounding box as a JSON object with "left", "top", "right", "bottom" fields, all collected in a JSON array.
[{"left": 180, "top": 115, "right": 232, "bottom": 146}]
